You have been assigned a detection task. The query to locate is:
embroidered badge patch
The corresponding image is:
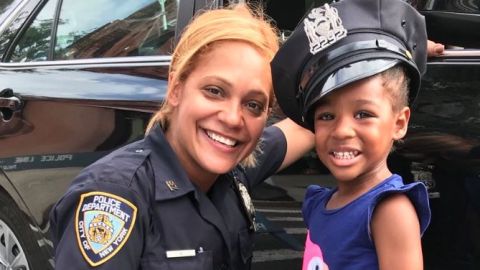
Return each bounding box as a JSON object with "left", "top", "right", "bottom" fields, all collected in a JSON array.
[
  {"left": 75, "top": 191, "right": 137, "bottom": 266},
  {"left": 304, "top": 3, "right": 347, "bottom": 55}
]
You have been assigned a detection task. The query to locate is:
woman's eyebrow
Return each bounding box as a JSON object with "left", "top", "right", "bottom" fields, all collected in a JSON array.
[
  {"left": 201, "top": 75, "right": 233, "bottom": 87},
  {"left": 202, "top": 75, "right": 269, "bottom": 98}
]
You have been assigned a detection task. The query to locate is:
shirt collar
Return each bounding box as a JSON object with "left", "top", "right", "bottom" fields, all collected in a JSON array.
[{"left": 144, "top": 125, "right": 197, "bottom": 201}]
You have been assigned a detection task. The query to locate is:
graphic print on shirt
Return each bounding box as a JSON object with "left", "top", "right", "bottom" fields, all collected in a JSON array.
[
  {"left": 75, "top": 191, "right": 137, "bottom": 266},
  {"left": 303, "top": 230, "right": 327, "bottom": 270}
]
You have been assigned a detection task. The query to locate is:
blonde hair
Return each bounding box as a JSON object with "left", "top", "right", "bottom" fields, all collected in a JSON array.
[{"left": 146, "top": 3, "right": 279, "bottom": 167}]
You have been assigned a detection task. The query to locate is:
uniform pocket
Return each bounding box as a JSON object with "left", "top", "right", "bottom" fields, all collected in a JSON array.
[{"left": 238, "top": 229, "right": 254, "bottom": 263}]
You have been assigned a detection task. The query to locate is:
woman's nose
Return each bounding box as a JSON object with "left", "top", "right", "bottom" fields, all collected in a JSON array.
[{"left": 218, "top": 103, "right": 243, "bottom": 127}]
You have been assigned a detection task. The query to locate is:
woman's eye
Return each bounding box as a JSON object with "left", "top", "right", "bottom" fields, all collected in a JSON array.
[
  {"left": 354, "top": 111, "right": 373, "bottom": 119},
  {"left": 204, "top": 86, "right": 223, "bottom": 97},
  {"left": 245, "top": 100, "right": 265, "bottom": 116}
]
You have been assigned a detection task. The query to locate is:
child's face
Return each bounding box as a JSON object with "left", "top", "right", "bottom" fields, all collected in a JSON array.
[{"left": 313, "top": 75, "right": 410, "bottom": 184}]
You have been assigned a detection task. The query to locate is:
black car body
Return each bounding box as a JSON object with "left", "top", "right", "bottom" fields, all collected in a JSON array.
[{"left": 0, "top": 0, "right": 479, "bottom": 269}]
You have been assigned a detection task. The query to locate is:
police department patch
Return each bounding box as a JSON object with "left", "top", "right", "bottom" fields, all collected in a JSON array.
[{"left": 75, "top": 191, "right": 137, "bottom": 266}]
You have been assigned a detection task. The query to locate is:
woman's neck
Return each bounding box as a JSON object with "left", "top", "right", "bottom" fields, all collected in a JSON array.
[{"left": 165, "top": 128, "right": 218, "bottom": 193}]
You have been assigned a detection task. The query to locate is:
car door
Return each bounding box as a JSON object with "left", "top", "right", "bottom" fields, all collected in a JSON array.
[{"left": 402, "top": 2, "right": 480, "bottom": 269}]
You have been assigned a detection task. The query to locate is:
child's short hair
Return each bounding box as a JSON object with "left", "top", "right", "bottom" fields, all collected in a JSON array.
[{"left": 379, "top": 64, "right": 410, "bottom": 112}]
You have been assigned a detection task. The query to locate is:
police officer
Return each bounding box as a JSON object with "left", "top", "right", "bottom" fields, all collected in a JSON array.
[{"left": 49, "top": 3, "right": 314, "bottom": 270}]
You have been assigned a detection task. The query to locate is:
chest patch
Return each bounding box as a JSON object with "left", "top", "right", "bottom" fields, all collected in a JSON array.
[{"left": 75, "top": 191, "right": 137, "bottom": 266}]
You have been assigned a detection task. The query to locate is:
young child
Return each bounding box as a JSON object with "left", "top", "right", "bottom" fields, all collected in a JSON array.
[{"left": 271, "top": 0, "right": 431, "bottom": 269}]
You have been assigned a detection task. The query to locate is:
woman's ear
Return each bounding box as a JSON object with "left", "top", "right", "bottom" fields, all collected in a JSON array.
[
  {"left": 167, "top": 72, "right": 182, "bottom": 106},
  {"left": 393, "top": 106, "right": 411, "bottom": 140}
]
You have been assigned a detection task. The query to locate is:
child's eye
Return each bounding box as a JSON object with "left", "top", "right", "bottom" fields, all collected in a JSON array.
[
  {"left": 245, "top": 100, "right": 265, "bottom": 116},
  {"left": 354, "top": 111, "right": 373, "bottom": 119},
  {"left": 316, "top": 112, "right": 334, "bottom": 121}
]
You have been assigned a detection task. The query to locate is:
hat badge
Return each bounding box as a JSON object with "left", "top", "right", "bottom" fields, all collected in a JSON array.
[{"left": 304, "top": 4, "right": 347, "bottom": 55}]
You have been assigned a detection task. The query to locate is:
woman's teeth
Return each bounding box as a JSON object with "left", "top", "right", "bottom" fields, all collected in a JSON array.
[{"left": 207, "top": 131, "right": 237, "bottom": 146}]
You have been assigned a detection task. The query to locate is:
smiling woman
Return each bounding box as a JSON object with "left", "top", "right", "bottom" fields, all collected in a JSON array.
[
  {"left": 49, "top": 3, "right": 314, "bottom": 270},
  {"left": 164, "top": 40, "right": 272, "bottom": 190}
]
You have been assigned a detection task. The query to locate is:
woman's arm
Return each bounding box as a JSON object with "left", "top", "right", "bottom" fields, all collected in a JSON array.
[{"left": 273, "top": 118, "right": 315, "bottom": 172}]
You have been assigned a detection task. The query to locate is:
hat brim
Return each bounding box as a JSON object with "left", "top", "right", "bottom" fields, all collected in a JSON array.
[
  {"left": 273, "top": 39, "right": 421, "bottom": 131},
  {"left": 304, "top": 59, "right": 399, "bottom": 114}
]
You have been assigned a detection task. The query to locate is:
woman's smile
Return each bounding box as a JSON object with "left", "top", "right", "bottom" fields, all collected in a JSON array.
[
  {"left": 166, "top": 40, "right": 272, "bottom": 185},
  {"left": 205, "top": 129, "right": 238, "bottom": 147}
]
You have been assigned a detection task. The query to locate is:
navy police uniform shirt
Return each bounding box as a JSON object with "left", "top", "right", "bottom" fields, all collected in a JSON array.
[{"left": 49, "top": 125, "right": 287, "bottom": 270}]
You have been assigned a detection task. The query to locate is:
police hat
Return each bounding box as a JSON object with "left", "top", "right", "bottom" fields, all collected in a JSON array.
[{"left": 271, "top": 0, "right": 427, "bottom": 131}]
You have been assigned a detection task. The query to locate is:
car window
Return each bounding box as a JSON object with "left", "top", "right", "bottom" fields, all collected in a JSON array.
[
  {"left": 9, "top": 0, "right": 57, "bottom": 62},
  {"left": 0, "top": 0, "right": 22, "bottom": 23},
  {"left": 54, "top": 0, "right": 177, "bottom": 60},
  {"left": 8, "top": 0, "right": 177, "bottom": 62}
]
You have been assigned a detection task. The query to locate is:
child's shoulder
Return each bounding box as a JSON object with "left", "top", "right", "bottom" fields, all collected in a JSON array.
[
  {"left": 373, "top": 174, "right": 431, "bottom": 234},
  {"left": 302, "top": 185, "right": 333, "bottom": 224},
  {"left": 305, "top": 184, "right": 333, "bottom": 200}
]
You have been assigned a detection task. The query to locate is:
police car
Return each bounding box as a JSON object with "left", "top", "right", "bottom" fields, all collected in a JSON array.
[{"left": 0, "top": 0, "right": 479, "bottom": 269}]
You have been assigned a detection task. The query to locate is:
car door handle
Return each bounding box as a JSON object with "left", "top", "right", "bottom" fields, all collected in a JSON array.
[
  {"left": 0, "top": 88, "right": 29, "bottom": 137},
  {"left": 0, "top": 88, "right": 22, "bottom": 111},
  {"left": 0, "top": 96, "right": 22, "bottom": 111},
  {"left": 0, "top": 88, "right": 23, "bottom": 122}
]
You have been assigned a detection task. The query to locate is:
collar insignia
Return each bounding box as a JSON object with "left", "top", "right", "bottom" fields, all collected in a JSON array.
[
  {"left": 304, "top": 4, "right": 347, "bottom": 55},
  {"left": 165, "top": 180, "right": 179, "bottom": 191},
  {"left": 75, "top": 191, "right": 137, "bottom": 266}
]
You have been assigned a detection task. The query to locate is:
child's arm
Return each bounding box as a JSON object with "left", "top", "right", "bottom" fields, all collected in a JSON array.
[{"left": 371, "top": 193, "right": 424, "bottom": 270}]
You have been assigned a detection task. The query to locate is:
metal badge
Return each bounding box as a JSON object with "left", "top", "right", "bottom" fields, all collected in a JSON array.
[
  {"left": 232, "top": 172, "right": 257, "bottom": 232},
  {"left": 304, "top": 4, "right": 347, "bottom": 55}
]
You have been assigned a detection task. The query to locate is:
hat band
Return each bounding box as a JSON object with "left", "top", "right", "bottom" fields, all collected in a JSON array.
[{"left": 298, "top": 39, "right": 412, "bottom": 102}]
